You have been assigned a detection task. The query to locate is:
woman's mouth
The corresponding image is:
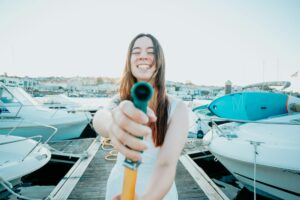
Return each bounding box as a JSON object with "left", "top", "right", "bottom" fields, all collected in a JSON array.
[{"left": 137, "top": 64, "right": 151, "bottom": 72}]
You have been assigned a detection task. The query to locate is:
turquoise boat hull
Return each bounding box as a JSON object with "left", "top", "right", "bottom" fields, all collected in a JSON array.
[{"left": 208, "top": 92, "right": 288, "bottom": 120}]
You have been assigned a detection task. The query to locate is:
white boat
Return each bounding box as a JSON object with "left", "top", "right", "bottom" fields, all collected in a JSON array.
[
  {"left": 35, "top": 94, "right": 81, "bottom": 110},
  {"left": 203, "top": 113, "right": 300, "bottom": 200},
  {"left": 0, "top": 135, "right": 51, "bottom": 192},
  {"left": 187, "top": 107, "right": 210, "bottom": 138},
  {"left": 0, "top": 84, "right": 91, "bottom": 141},
  {"left": 35, "top": 94, "right": 105, "bottom": 116}
]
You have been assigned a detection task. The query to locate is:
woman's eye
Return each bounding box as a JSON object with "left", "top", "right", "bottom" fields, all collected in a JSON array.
[
  {"left": 132, "top": 51, "right": 140, "bottom": 55},
  {"left": 147, "top": 51, "right": 154, "bottom": 54}
]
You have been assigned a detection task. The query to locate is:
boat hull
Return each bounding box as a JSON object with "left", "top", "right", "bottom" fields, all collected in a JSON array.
[
  {"left": 204, "top": 113, "right": 300, "bottom": 200},
  {"left": 0, "top": 135, "right": 51, "bottom": 192},
  {"left": 208, "top": 92, "right": 289, "bottom": 120},
  {"left": 0, "top": 118, "right": 88, "bottom": 141},
  {"left": 213, "top": 153, "right": 300, "bottom": 200}
]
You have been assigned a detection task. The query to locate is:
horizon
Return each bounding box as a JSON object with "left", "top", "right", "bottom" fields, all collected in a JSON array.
[
  {"left": 1, "top": 73, "right": 296, "bottom": 89},
  {"left": 0, "top": 73, "right": 222, "bottom": 87},
  {"left": 1, "top": 0, "right": 300, "bottom": 91}
]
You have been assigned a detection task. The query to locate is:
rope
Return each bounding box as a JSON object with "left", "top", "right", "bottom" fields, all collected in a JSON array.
[
  {"left": 105, "top": 150, "right": 118, "bottom": 161},
  {"left": 100, "top": 137, "right": 117, "bottom": 161},
  {"left": 100, "top": 137, "right": 114, "bottom": 150}
]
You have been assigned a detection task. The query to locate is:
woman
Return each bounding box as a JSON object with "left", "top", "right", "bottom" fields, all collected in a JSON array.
[{"left": 93, "top": 33, "right": 189, "bottom": 200}]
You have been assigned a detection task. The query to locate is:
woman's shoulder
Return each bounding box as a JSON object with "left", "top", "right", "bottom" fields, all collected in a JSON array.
[
  {"left": 167, "top": 95, "right": 186, "bottom": 109},
  {"left": 167, "top": 95, "right": 187, "bottom": 122}
]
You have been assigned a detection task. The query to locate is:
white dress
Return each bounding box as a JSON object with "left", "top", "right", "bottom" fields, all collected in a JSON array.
[{"left": 105, "top": 96, "right": 179, "bottom": 200}]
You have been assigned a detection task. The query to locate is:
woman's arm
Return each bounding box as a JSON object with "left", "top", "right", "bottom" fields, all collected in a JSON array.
[
  {"left": 92, "top": 96, "right": 121, "bottom": 138},
  {"left": 92, "top": 100, "right": 156, "bottom": 161},
  {"left": 92, "top": 109, "right": 113, "bottom": 138},
  {"left": 142, "top": 101, "right": 189, "bottom": 200}
]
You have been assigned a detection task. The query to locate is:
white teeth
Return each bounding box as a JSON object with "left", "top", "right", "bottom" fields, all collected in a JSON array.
[
  {"left": 137, "top": 65, "right": 150, "bottom": 73},
  {"left": 138, "top": 64, "right": 150, "bottom": 69}
]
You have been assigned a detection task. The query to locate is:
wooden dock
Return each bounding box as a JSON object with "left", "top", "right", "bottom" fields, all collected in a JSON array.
[{"left": 46, "top": 137, "right": 228, "bottom": 200}]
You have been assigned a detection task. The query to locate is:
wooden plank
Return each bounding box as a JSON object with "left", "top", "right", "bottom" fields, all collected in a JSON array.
[
  {"left": 68, "top": 147, "right": 209, "bottom": 199},
  {"left": 48, "top": 138, "right": 94, "bottom": 154},
  {"left": 49, "top": 137, "right": 100, "bottom": 200},
  {"left": 176, "top": 161, "right": 209, "bottom": 200},
  {"left": 180, "top": 154, "right": 229, "bottom": 200},
  {"left": 67, "top": 142, "right": 115, "bottom": 199}
]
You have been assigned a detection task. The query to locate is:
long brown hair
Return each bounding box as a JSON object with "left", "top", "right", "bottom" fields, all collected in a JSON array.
[{"left": 119, "top": 33, "right": 169, "bottom": 147}]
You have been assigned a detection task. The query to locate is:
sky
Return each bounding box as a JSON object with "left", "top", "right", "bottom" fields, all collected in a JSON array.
[{"left": 0, "top": 0, "right": 300, "bottom": 91}]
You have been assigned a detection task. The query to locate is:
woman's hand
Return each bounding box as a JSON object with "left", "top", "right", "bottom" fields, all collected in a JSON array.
[{"left": 109, "top": 100, "right": 157, "bottom": 161}]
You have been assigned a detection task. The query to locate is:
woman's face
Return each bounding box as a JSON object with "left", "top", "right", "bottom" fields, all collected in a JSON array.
[{"left": 131, "top": 36, "right": 156, "bottom": 82}]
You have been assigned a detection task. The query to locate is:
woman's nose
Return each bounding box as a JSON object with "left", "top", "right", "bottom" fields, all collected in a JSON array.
[
  {"left": 140, "top": 50, "right": 148, "bottom": 58},
  {"left": 138, "top": 57, "right": 148, "bottom": 61}
]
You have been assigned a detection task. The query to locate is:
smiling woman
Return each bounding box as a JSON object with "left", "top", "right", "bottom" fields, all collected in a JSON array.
[
  {"left": 130, "top": 37, "right": 156, "bottom": 82},
  {"left": 93, "top": 33, "right": 189, "bottom": 200}
]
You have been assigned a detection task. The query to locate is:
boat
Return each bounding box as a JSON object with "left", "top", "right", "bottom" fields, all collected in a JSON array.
[
  {"left": 0, "top": 83, "right": 91, "bottom": 141},
  {"left": 0, "top": 135, "right": 51, "bottom": 192},
  {"left": 208, "top": 91, "right": 300, "bottom": 120},
  {"left": 187, "top": 108, "right": 207, "bottom": 139},
  {"left": 190, "top": 104, "right": 213, "bottom": 137},
  {"left": 35, "top": 94, "right": 106, "bottom": 116},
  {"left": 191, "top": 103, "right": 230, "bottom": 137},
  {"left": 35, "top": 94, "right": 81, "bottom": 110},
  {"left": 203, "top": 113, "right": 300, "bottom": 200}
]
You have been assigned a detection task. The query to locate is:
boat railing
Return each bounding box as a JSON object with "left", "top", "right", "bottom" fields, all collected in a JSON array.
[
  {"left": 0, "top": 134, "right": 53, "bottom": 200},
  {"left": 210, "top": 120, "right": 229, "bottom": 138},
  {"left": 1, "top": 118, "right": 58, "bottom": 144},
  {"left": 0, "top": 135, "right": 43, "bottom": 162},
  {"left": 1, "top": 103, "right": 92, "bottom": 121},
  {"left": 209, "top": 116, "right": 300, "bottom": 138},
  {"left": 0, "top": 84, "right": 23, "bottom": 118},
  {"left": 0, "top": 103, "right": 59, "bottom": 119},
  {"left": 1, "top": 83, "right": 93, "bottom": 121},
  {"left": 2, "top": 103, "right": 93, "bottom": 125},
  {"left": 1, "top": 82, "right": 64, "bottom": 119}
]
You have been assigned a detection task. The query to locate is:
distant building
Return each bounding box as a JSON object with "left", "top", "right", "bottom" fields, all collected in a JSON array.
[
  {"left": 0, "top": 76, "right": 39, "bottom": 89},
  {"left": 225, "top": 80, "right": 232, "bottom": 94}
]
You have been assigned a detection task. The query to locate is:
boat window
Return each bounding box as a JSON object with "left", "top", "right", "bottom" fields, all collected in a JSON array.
[
  {"left": 8, "top": 87, "right": 38, "bottom": 105},
  {"left": 0, "top": 87, "right": 19, "bottom": 104},
  {"left": 0, "top": 105, "right": 9, "bottom": 114}
]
